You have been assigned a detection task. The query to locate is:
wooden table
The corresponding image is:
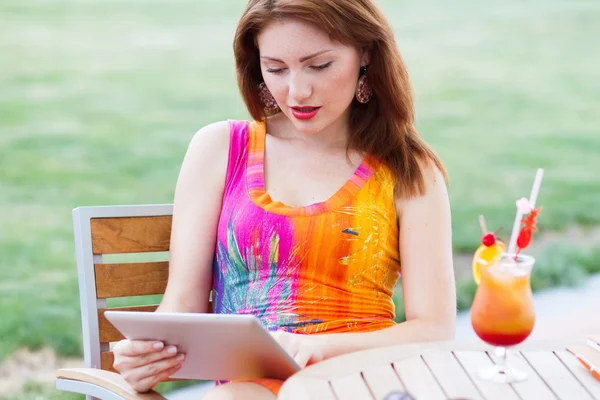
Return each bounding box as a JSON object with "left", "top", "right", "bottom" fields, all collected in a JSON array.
[{"left": 278, "top": 341, "right": 600, "bottom": 400}]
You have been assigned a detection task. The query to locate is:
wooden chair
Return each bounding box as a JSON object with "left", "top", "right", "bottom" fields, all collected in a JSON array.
[{"left": 56, "top": 204, "right": 202, "bottom": 400}]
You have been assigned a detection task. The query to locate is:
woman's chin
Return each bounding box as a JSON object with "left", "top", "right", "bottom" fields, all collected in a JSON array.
[{"left": 288, "top": 117, "right": 325, "bottom": 135}]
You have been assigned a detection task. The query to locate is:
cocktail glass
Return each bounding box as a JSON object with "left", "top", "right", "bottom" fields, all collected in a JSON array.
[{"left": 470, "top": 253, "right": 535, "bottom": 383}]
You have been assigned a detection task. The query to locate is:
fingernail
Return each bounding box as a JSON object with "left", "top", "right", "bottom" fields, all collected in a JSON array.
[
  {"left": 177, "top": 353, "right": 185, "bottom": 361},
  {"left": 153, "top": 342, "right": 164, "bottom": 350},
  {"left": 167, "top": 346, "right": 177, "bottom": 354}
]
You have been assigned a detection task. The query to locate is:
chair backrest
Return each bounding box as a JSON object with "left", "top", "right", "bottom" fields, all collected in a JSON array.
[{"left": 73, "top": 204, "right": 174, "bottom": 373}]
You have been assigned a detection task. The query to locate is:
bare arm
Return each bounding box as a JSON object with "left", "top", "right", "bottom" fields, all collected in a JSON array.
[
  {"left": 112, "top": 121, "right": 231, "bottom": 392},
  {"left": 158, "top": 121, "right": 231, "bottom": 313},
  {"left": 316, "top": 161, "right": 456, "bottom": 359}
]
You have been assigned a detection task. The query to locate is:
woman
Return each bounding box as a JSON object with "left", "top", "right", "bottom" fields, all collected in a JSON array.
[{"left": 112, "top": 0, "right": 456, "bottom": 398}]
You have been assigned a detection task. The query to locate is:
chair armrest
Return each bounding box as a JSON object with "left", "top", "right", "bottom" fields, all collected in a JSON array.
[{"left": 56, "top": 368, "right": 167, "bottom": 400}]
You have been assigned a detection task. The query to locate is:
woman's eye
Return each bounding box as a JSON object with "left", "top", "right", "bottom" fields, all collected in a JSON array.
[
  {"left": 266, "top": 68, "right": 286, "bottom": 74},
  {"left": 310, "top": 62, "right": 332, "bottom": 71}
]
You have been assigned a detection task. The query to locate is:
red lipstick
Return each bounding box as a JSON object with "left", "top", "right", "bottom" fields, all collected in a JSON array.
[{"left": 290, "top": 106, "right": 321, "bottom": 120}]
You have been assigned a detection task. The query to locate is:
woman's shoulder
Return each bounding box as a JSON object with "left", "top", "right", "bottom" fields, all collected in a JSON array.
[
  {"left": 393, "top": 156, "right": 449, "bottom": 216},
  {"left": 184, "top": 119, "right": 257, "bottom": 168},
  {"left": 187, "top": 119, "right": 247, "bottom": 152},
  {"left": 192, "top": 120, "right": 235, "bottom": 141},
  {"left": 179, "top": 121, "right": 232, "bottom": 170},
  {"left": 416, "top": 156, "right": 447, "bottom": 193}
]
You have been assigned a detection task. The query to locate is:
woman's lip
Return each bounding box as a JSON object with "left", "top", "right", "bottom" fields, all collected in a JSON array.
[
  {"left": 290, "top": 106, "right": 320, "bottom": 111},
  {"left": 290, "top": 106, "right": 321, "bottom": 120}
]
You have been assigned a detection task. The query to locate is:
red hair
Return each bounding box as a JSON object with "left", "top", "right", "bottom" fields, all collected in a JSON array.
[{"left": 234, "top": 0, "right": 447, "bottom": 198}]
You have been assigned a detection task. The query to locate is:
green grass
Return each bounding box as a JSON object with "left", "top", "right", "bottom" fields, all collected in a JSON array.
[{"left": 1, "top": 0, "right": 599, "bottom": 397}]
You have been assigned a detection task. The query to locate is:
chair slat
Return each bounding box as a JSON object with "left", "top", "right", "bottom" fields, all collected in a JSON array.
[
  {"left": 95, "top": 261, "right": 169, "bottom": 298},
  {"left": 91, "top": 216, "right": 172, "bottom": 254},
  {"left": 99, "top": 305, "right": 160, "bottom": 343},
  {"left": 101, "top": 351, "right": 117, "bottom": 373}
]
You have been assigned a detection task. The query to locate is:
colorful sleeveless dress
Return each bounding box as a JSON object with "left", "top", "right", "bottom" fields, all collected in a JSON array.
[{"left": 212, "top": 120, "right": 401, "bottom": 394}]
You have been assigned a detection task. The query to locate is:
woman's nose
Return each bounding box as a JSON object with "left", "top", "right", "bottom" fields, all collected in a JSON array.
[{"left": 288, "top": 72, "right": 312, "bottom": 102}]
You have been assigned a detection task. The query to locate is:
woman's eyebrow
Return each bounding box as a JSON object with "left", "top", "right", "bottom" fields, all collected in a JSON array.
[{"left": 260, "top": 49, "right": 333, "bottom": 63}]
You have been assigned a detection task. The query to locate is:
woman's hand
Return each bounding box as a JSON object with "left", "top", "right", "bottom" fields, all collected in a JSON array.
[
  {"left": 112, "top": 339, "right": 185, "bottom": 393},
  {"left": 270, "top": 331, "right": 328, "bottom": 368}
]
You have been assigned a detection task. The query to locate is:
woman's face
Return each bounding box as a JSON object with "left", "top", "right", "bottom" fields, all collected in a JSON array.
[{"left": 257, "top": 19, "right": 367, "bottom": 135}]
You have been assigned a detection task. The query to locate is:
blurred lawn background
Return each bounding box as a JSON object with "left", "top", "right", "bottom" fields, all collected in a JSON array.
[{"left": 1, "top": 0, "right": 599, "bottom": 398}]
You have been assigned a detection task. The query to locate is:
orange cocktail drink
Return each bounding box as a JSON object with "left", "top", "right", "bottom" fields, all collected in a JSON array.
[
  {"left": 471, "top": 255, "right": 535, "bottom": 346},
  {"left": 470, "top": 253, "right": 535, "bottom": 382}
]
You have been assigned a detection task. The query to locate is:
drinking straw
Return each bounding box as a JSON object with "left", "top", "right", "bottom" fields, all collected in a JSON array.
[
  {"left": 507, "top": 168, "right": 544, "bottom": 255},
  {"left": 479, "top": 215, "right": 488, "bottom": 234}
]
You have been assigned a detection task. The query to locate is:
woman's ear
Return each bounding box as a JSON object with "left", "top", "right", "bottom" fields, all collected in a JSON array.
[{"left": 360, "top": 43, "right": 374, "bottom": 67}]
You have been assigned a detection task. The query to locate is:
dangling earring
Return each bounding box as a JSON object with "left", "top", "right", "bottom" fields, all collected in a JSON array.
[
  {"left": 258, "top": 82, "right": 279, "bottom": 112},
  {"left": 355, "top": 66, "right": 373, "bottom": 104}
]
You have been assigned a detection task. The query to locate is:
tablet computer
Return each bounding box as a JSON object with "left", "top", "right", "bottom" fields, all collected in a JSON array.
[{"left": 104, "top": 311, "right": 301, "bottom": 381}]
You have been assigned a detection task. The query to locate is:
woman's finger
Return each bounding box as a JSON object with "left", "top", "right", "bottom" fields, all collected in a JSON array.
[
  {"left": 124, "top": 353, "right": 186, "bottom": 391},
  {"left": 127, "top": 345, "right": 179, "bottom": 369},
  {"left": 115, "top": 339, "right": 165, "bottom": 357},
  {"left": 114, "top": 345, "right": 179, "bottom": 372},
  {"left": 132, "top": 362, "right": 184, "bottom": 393}
]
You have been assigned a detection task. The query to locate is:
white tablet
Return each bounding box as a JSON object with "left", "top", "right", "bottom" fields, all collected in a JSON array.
[{"left": 104, "top": 311, "right": 301, "bottom": 381}]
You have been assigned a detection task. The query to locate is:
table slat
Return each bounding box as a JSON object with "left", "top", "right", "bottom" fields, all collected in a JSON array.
[
  {"left": 330, "top": 372, "right": 374, "bottom": 400},
  {"left": 507, "top": 351, "right": 557, "bottom": 400},
  {"left": 521, "top": 350, "right": 595, "bottom": 400},
  {"left": 454, "top": 351, "right": 520, "bottom": 400},
  {"left": 555, "top": 350, "right": 600, "bottom": 399},
  {"left": 421, "top": 350, "right": 483, "bottom": 399},
  {"left": 506, "top": 350, "right": 558, "bottom": 399},
  {"left": 393, "top": 356, "right": 446, "bottom": 400},
  {"left": 279, "top": 377, "right": 337, "bottom": 400},
  {"left": 361, "top": 363, "right": 406, "bottom": 400}
]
